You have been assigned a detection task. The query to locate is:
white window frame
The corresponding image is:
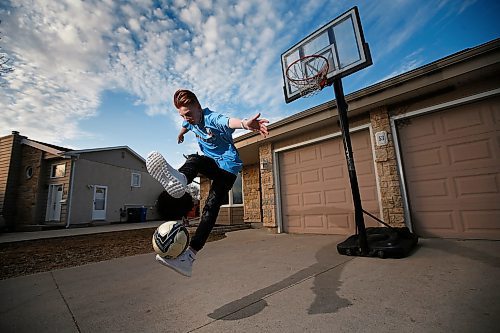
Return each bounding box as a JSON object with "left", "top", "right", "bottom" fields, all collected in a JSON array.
[
  {"left": 131, "top": 172, "right": 141, "bottom": 187},
  {"left": 50, "top": 163, "right": 66, "bottom": 178}
]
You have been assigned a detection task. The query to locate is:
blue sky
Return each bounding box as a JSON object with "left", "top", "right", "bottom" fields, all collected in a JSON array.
[{"left": 1, "top": 0, "right": 498, "bottom": 168}]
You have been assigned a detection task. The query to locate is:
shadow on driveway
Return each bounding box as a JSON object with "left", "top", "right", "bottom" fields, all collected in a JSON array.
[{"left": 208, "top": 241, "right": 353, "bottom": 320}]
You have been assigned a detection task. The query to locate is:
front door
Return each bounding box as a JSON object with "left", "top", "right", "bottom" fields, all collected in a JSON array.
[
  {"left": 92, "top": 185, "right": 108, "bottom": 220},
  {"left": 46, "top": 185, "right": 63, "bottom": 221}
]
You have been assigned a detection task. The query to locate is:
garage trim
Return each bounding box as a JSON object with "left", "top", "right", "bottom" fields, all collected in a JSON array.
[
  {"left": 273, "top": 124, "right": 373, "bottom": 233},
  {"left": 390, "top": 88, "right": 500, "bottom": 232}
]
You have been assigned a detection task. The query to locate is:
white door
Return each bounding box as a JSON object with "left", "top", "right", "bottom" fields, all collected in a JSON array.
[
  {"left": 46, "top": 185, "right": 63, "bottom": 221},
  {"left": 92, "top": 185, "right": 108, "bottom": 220}
]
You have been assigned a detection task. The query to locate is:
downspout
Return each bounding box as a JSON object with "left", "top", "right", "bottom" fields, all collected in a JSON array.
[{"left": 66, "top": 155, "right": 77, "bottom": 228}]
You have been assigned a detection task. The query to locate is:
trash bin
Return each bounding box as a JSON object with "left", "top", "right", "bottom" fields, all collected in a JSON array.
[
  {"left": 139, "top": 207, "right": 147, "bottom": 222},
  {"left": 127, "top": 208, "right": 141, "bottom": 222}
]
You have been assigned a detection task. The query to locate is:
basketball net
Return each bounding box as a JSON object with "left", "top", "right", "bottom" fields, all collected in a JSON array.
[{"left": 286, "top": 55, "right": 329, "bottom": 98}]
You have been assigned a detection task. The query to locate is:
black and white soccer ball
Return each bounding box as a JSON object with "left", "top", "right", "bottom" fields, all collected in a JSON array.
[{"left": 152, "top": 221, "right": 190, "bottom": 258}]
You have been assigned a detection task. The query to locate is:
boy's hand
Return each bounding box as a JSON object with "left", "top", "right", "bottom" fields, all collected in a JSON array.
[
  {"left": 245, "top": 113, "right": 269, "bottom": 137},
  {"left": 178, "top": 134, "right": 184, "bottom": 144}
]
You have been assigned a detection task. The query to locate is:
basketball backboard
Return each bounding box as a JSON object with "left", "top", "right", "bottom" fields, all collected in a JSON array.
[{"left": 281, "top": 6, "right": 372, "bottom": 103}]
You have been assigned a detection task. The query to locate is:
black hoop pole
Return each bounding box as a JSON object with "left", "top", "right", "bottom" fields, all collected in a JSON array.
[{"left": 333, "top": 78, "right": 369, "bottom": 254}]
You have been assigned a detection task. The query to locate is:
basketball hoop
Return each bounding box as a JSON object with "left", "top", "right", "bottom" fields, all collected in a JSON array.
[{"left": 285, "top": 55, "right": 329, "bottom": 98}]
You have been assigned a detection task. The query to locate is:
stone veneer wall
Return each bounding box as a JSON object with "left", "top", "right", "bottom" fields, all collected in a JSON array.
[
  {"left": 242, "top": 163, "right": 261, "bottom": 223},
  {"left": 259, "top": 143, "right": 276, "bottom": 230},
  {"left": 199, "top": 176, "right": 211, "bottom": 214},
  {"left": 370, "top": 107, "right": 405, "bottom": 227}
]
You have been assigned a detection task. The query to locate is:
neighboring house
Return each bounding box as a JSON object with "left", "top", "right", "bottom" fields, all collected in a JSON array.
[
  {"left": 0, "top": 132, "right": 164, "bottom": 230},
  {"left": 206, "top": 38, "right": 500, "bottom": 240}
]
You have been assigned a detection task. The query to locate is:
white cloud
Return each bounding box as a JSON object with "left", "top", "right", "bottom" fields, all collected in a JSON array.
[
  {"left": 0, "top": 0, "right": 479, "bottom": 148},
  {"left": 376, "top": 49, "right": 426, "bottom": 83}
]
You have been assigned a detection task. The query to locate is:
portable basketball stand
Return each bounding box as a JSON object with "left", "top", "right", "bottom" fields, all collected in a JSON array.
[
  {"left": 281, "top": 7, "right": 418, "bottom": 258},
  {"left": 332, "top": 78, "right": 418, "bottom": 258}
]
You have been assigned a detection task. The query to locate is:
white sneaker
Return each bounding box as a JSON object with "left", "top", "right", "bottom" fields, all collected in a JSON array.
[
  {"left": 155, "top": 249, "right": 196, "bottom": 277},
  {"left": 146, "top": 151, "right": 187, "bottom": 198}
]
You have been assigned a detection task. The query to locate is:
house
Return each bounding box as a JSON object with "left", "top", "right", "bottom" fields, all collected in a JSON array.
[
  {"left": 0, "top": 132, "right": 165, "bottom": 231},
  {"left": 204, "top": 38, "right": 500, "bottom": 240}
]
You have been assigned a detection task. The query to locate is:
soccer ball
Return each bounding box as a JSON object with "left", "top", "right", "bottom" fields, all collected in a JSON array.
[{"left": 152, "top": 221, "right": 190, "bottom": 258}]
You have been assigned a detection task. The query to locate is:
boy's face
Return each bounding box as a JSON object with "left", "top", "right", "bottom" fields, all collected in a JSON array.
[{"left": 178, "top": 102, "right": 202, "bottom": 125}]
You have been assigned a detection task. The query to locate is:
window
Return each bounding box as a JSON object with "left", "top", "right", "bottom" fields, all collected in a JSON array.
[
  {"left": 131, "top": 172, "right": 141, "bottom": 187},
  {"left": 50, "top": 163, "right": 66, "bottom": 178},
  {"left": 25, "top": 166, "right": 33, "bottom": 179},
  {"left": 222, "top": 173, "right": 243, "bottom": 206}
]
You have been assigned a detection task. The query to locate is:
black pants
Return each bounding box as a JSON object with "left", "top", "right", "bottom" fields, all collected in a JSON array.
[{"left": 179, "top": 154, "right": 237, "bottom": 252}]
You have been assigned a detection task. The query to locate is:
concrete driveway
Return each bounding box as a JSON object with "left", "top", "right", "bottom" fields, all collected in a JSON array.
[{"left": 1, "top": 229, "right": 499, "bottom": 332}]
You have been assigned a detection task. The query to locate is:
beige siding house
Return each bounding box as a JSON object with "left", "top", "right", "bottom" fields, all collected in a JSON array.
[
  {"left": 207, "top": 38, "right": 499, "bottom": 240},
  {"left": 0, "top": 132, "right": 164, "bottom": 230}
]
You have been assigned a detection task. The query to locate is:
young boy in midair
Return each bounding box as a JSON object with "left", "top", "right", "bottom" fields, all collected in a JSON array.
[{"left": 147, "top": 89, "right": 268, "bottom": 277}]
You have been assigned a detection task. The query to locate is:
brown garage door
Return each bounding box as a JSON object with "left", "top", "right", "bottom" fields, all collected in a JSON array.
[
  {"left": 279, "top": 129, "right": 380, "bottom": 235},
  {"left": 397, "top": 96, "right": 500, "bottom": 239}
]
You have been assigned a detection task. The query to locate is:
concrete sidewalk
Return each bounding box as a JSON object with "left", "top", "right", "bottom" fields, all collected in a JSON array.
[
  {"left": 0, "top": 229, "right": 499, "bottom": 332},
  {"left": 0, "top": 221, "right": 165, "bottom": 243}
]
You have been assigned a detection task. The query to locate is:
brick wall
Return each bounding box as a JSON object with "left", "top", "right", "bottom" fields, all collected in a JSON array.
[
  {"left": 370, "top": 107, "right": 405, "bottom": 227},
  {"left": 15, "top": 145, "right": 43, "bottom": 226},
  {"left": 259, "top": 143, "right": 276, "bottom": 229},
  {"left": 242, "top": 163, "right": 261, "bottom": 223}
]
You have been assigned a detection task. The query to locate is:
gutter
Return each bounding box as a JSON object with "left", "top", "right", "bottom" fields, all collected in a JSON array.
[{"left": 65, "top": 155, "right": 78, "bottom": 228}]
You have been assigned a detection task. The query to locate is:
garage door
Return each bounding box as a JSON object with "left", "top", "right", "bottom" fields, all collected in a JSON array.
[
  {"left": 397, "top": 96, "right": 500, "bottom": 239},
  {"left": 279, "top": 129, "right": 380, "bottom": 235}
]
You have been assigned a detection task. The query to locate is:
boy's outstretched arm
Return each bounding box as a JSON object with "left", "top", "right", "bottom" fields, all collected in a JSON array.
[
  {"left": 178, "top": 127, "right": 189, "bottom": 143},
  {"left": 229, "top": 113, "right": 269, "bottom": 137}
]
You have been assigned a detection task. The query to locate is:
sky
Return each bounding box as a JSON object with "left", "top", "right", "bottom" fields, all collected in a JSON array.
[{"left": 0, "top": 0, "right": 499, "bottom": 168}]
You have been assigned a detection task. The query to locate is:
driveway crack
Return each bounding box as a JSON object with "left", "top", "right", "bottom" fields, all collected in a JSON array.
[{"left": 51, "top": 272, "right": 82, "bottom": 333}]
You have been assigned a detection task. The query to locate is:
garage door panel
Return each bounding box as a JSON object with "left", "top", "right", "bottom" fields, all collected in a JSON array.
[
  {"left": 443, "top": 107, "right": 484, "bottom": 132},
  {"left": 304, "top": 215, "right": 325, "bottom": 228},
  {"left": 283, "top": 193, "right": 300, "bottom": 207},
  {"left": 494, "top": 105, "right": 500, "bottom": 123},
  {"left": 282, "top": 172, "right": 300, "bottom": 186},
  {"left": 299, "top": 147, "right": 320, "bottom": 164},
  {"left": 282, "top": 152, "right": 298, "bottom": 166},
  {"left": 303, "top": 191, "right": 323, "bottom": 206},
  {"left": 399, "top": 96, "right": 500, "bottom": 239},
  {"left": 355, "top": 160, "right": 375, "bottom": 175},
  {"left": 359, "top": 185, "right": 378, "bottom": 202},
  {"left": 285, "top": 215, "right": 302, "bottom": 232},
  {"left": 322, "top": 165, "right": 344, "bottom": 180},
  {"left": 327, "top": 214, "right": 352, "bottom": 233},
  {"left": 447, "top": 137, "right": 495, "bottom": 164},
  {"left": 455, "top": 173, "right": 499, "bottom": 196},
  {"left": 403, "top": 101, "right": 496, "bottom": 147},
  {"left": 462, "top": 210, "right": 500, "bottom": 232},
  {"left": 404, "top": 148, "right": 443, "bottom": 169},
  {"left": 351, "top": 132, "right": 372, "bottom": 150},
  {"left": 280, "top": 129, "right": 379, "bottom": 235},
  {"left": 413, "top": 211, "right": 456, "bottom": 230},
  {"left": 325, "top": 189, "right": 348, "bottom": 204},
  {"left": 399, "top": 118, "right": 439, "bottom": 143},
  {"left": 409, "top": 178, "right": 450, "bottom": 197},
  {"left": 320, "top": 140, "right": 342, "bottom": 158},
  {"left": 301, "top": 169, "right": 321, "bottom": 184}
]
